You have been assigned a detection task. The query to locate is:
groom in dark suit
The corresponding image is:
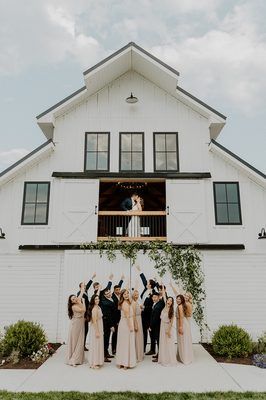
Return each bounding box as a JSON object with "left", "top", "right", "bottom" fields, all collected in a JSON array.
[{"left": 120, "top": 192, "right": 138, "bottom": 235}]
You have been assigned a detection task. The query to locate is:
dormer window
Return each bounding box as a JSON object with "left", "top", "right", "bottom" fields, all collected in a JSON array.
[{"left": 84, "top": 132, "right": 110, "bottom": 171}]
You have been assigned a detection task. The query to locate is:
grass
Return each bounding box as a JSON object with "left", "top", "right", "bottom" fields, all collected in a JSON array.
[{"left": 1, "top": 392, "right": 266, "bottom": 400}]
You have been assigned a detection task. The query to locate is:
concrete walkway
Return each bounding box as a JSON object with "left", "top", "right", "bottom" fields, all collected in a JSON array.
[{"left": 0, "top": 345, "right": 265, "bottom": 393}]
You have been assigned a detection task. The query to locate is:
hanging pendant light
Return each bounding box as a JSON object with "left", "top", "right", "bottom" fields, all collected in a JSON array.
[{"left": 126, "top": 92, "right": 138, "bottom": 104}]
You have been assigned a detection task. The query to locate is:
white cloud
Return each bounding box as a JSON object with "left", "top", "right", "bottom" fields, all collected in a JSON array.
[
  {"left": 0, "top": 148, "right": 29, "bottom": 172},
  {"left": 150, "top": 2, "right": 266, "bottom": 113}
]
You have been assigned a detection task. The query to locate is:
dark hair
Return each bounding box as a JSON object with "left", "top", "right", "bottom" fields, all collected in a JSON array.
[
  {"left": 86, "top": 294, "right": 99, "bottom": 322},
  {"left": 176, "top": 294, "right": 188, "bottom": 317},
  {"left": 67, "top": 294, "right": 75, "bottom": 319},
  {"left": 158, "top": 285, "right": 166, "bottom": 290},
  {"left": 113, "top": 285, "right": 120, "bottom": 290},
  {"left": 152, "top": 292, "right": 160, "bottom": 297},
  {"left": 93, "top": 282, "right": 99, "bottom": 289},
  {"left": 167, "top": 296, "right": 174, "bottom": 320},
  {"left": 149, "top": 279, "right": 156, "bottom": 289}
]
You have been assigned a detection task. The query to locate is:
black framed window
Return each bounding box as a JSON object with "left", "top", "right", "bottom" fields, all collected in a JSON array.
[
  {"left": 85, "top": 132, "right": 110, "bottom": 171},
  {"left": 154, "top": 133, "right": 179, "bottom": 171},
  {"left": 21, "top": 182, "right": 50, "bottom": 225},
  {"left": 119, "top": 133, "right": 144, "bottom": 171},
  {"left": 213, "top": 182, "right": 242, "bottom": 225}
]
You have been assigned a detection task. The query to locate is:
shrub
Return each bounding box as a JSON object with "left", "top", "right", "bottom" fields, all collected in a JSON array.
[
  {"left": 2, "top": 320, "right": 47, "bottom": 359},
  {"left": 255, "top": 331, "right": 266, "bottom": 354},
  {"left": 212, "top": 324, "right": 253, "bottom": 358}
]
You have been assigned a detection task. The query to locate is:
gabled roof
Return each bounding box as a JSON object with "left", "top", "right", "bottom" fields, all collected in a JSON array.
[
  {"left": 0, "top": 139, "right": 54, "bottom": 186},
  {"left": 37, "top": 42, "right": 226, "bottom": 140},
  {"left": 210, "top": 140, "right": 266, "bottom": 184}
]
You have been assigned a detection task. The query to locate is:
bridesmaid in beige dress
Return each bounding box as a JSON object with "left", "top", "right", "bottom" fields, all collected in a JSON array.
[
  {"left": 87, "top": 294, "right": 104, "bottom": 369},
  {"left": 116, "top": 289, "right": 137, "bottom": 369},
  {"left": 176, "top": 294, "right": 193, "bottom": 364},
  {"left": 66, "top": 282, "right": 85, "bottom": 366},
  {"left": 132, "top": 289, "right": 144, "bottom": 362},
  {"left": 158, "top": 287, "right": 177, "bottom": 366}
]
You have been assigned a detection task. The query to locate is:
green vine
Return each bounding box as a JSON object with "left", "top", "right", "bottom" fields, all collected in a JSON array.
[{"left": 81, "top": 239, "right": 207, "bottom": 336}]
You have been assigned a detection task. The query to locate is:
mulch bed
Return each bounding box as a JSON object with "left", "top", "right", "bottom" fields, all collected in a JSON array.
[
  {"left": 0, "top": 343, "right": 61, "bottom": 369},
  {"left": 202, "top": 343, "right": 254, "bottom": 365}
]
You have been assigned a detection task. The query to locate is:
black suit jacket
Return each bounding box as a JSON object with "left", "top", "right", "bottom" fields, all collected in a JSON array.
[
  {"left": 111, "top": 279, "right": 123, "bottom": 324},
  {"left": 150, "top": 299, "right": 165, "bottom": 331},
  {"left": 100, "top": 297, "right": 116, "bottom": 328},
  {"left": 120, "top": 197, "right": 133, "bottom": 211},
  {"left": 97, "top": 280, "right": 112, "bottom": 299}
]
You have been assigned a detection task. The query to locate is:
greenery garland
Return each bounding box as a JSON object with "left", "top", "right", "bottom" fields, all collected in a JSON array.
[{"left": 81, "top": 239, "right": 207, "bottom": 336}]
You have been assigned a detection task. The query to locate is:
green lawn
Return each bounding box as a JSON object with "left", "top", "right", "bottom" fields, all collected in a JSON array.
[{"left": 1, "top": 392, "right": 266, "bottom": 400}]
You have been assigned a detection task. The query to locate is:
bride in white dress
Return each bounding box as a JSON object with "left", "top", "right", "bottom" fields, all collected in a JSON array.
[{"left": 128, "top": 196, "right": 142, "bottom": 237}]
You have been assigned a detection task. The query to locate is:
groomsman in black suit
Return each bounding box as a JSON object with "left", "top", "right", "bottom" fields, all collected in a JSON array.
[
  {"left": 120, "top": 192, "right": 138, "bottom": 235},
  {"left": 111, "top": 274, "right": 124, "bottom": 355},
  {"left": 149, "top": 292, "right": 165, "bottom": 361},
  {"left": 77, "top": 272, "right": 96, "bottom": 350},
  {"left": 100, "top": 286, "right": 116, "bottom": 362},
  {"left": 135, "top": 265, "right": 159, "bottom": 354}
]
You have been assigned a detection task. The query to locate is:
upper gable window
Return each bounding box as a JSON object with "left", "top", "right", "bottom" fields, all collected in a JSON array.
[
  {"left": 21, "top": 182, "right": 50, "bottom": 225},
  {"left": 119, "top": 133, "right": 144, "bottom": 171},
  {"left": 154, "top": 133, "right": 179, "bottom": 171},
  {"left": 85, "top": 132, "right": 110, "bottom": 171},
  {"left": 213, "top": 182, "right": 242, "bottom": 225}
]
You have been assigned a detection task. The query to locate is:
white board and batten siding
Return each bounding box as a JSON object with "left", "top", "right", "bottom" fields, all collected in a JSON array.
[
  {"left": 166, "top": 180, "right": 209, "bottom": 243},
  {"left": 203, "top": 251, "right": 266, "bottom": 341},
  {"left": 52, "top": 179, "right": 99, "bottom": 243},
  {"left": 0, "top": 252, "right": 63, "bottom": 342}
]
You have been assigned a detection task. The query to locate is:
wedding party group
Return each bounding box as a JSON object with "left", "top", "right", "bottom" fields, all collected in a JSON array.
[{"left": 66, "top": 265, "right": 193, "bottom": 370}]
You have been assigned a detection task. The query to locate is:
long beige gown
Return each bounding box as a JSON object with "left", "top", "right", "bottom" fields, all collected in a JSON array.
[
  {"left": 66, "top": 308, "right": 85, "bottom": 365},
  {"left": 176, "top": 307, "right": 193, "bottom": 364},
  {"left": 158, "top": 308, "right": 177, "bottom": 366},
  {"left": 134, "top": 301, "right": 144, "bottom": 362},
  {"left": 116, "top": 303, "right": 136, "bottom": 368},
  {"left": 88, "top": 306, "right": 104, "bottom": 367}
]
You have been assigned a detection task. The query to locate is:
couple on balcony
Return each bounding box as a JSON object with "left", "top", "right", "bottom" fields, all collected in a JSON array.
[{"left": 120, "top": 192, "right": 143, "bottom": 237}]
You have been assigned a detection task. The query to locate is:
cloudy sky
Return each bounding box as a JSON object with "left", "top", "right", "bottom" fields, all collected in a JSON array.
[{"left": 0, "top": 0, "right": 265, "bottom": 173}]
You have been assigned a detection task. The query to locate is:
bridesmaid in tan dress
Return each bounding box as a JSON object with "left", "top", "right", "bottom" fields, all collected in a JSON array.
[
  {"left": 116, "top": 289, "right": 136, "bottom": 369},
  {"left": 176, "top": 294, "right": 193, "bottom": 364},
  {"left": 132, "top": 290, "right": 144, "bottom": 362},
  {"left": 87, "top": 294, "right": 104, "bottom": 369},
  {"left": 66, "top": 282, "right": 86, "bottom": 366},
  {"left": 158, "top": 287, "right": 177, "bottom": 367}
]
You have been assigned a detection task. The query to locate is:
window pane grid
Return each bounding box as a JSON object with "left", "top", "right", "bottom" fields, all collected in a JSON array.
[
  {"left": 154, "top": 133, "right": 178, "bottom": 171},
  {"left": 85, "top": 133, "right": 109, "bottom": 171},
  {"left": 214, "top": 183, "right": 241, "bottom": 225},
  {"left": 120, "top": 133, "right": 143, "bottom": 171},
  {"left": 22, "top": 183, "right": 49, "bottom": 225}
]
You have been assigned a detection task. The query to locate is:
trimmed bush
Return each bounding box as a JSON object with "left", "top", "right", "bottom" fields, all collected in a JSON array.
[
  {"left": 255, "top": 331, "right": 266, "bottom": 354},
  {"left": 212, "top": 324, "right": 253, "bottom": 358},
  {"left": 2, "top": 320, "right": 47, "bottom": 359}
]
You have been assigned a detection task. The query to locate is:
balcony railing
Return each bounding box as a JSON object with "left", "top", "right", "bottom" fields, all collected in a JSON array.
[{"left": 97, "top": 211, "right": 167, "bottom": 241}]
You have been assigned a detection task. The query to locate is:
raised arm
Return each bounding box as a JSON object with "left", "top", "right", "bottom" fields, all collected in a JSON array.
[
  {"left": 117, "top": 273, "right": 125, "bottom": 288},
  {"left": 85, "top": 272, "right": 96, "bottom": 292},
  {"left": 135, "top": 265, "right": 147, "bottom": 288},
  {"left": 170, "top": 280, "right": 178, "bottom": 297}
]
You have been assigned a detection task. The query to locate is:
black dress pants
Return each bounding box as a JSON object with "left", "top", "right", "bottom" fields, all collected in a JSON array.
[{"left": 103, "top": 320, "right": 111, "bottom": 356}]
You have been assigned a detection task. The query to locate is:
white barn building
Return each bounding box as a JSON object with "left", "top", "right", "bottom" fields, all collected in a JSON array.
[{"left": 0, "top": 42, "right": 265, "bottom": 343}]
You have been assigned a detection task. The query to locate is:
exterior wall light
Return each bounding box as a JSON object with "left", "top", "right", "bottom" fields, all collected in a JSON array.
[
  {"left": 258, "top": 228, "right": 266, "bottom": 239},
  {"left": 126, "top": 93, "right": 138, "bottom": 104},
  {"left": 0, "top": 228, "right": 6, "bottom": 239}
]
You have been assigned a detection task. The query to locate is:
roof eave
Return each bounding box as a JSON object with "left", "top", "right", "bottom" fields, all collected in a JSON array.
[
  {"left": 0, "top": 140, "right": 55, "bottom": 186},
  {"left": 209, "top": 140, "right": 266, "bottom": 185}
]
